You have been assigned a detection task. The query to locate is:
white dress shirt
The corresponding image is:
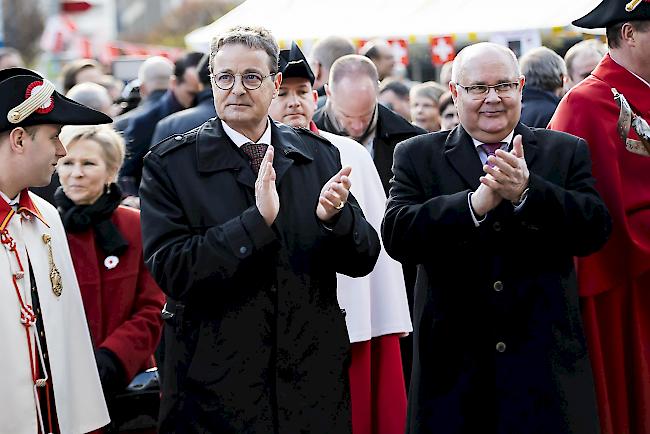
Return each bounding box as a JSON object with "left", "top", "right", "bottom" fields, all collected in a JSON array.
[{"left": 221, "top": 118, "right": 272, "bottom": 147}]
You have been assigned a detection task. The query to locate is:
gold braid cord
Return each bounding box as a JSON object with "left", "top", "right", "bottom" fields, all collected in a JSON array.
[
  {"left": 42, "top": 234, "right": 62, "bottom": 297},
  {"left": 7, "top": 80, "right": 55, "bottom": 124}
]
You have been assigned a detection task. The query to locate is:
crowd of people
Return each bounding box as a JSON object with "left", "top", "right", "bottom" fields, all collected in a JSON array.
[{"left": 0, "top": 0, "right": 648, "bottom": 433}]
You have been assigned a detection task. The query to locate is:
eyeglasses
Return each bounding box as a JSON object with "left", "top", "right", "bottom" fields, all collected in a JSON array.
[
  {"left": 210, "top": 72, "right": 276, "bottom": 90},
  {"left": 455, "top": 81, "right": 520, "bottom": 99}
]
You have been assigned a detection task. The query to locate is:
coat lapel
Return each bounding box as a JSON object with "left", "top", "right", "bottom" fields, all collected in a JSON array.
[
  {"left": 270, "top": 121, "right": 314, "bottom": 185},
  {"left": 513, "top": 122, "right": 538, "bottom": 171},
  {"left": 444, "top": 125, "right": 484, "bottom": 190},
  {"left": 195, "top": 119, "right": 256, "bottom": 189}
]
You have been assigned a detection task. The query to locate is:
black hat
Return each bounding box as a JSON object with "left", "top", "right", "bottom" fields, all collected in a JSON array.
[
  {"left": 278, "top": 42, "right": 315, "bottom": 85},
  {"left": 573, "top": 0, "right": 650, "bottom": 28},
  {"left": 0, "top": 67, "right": 112, "bottom": 134}
]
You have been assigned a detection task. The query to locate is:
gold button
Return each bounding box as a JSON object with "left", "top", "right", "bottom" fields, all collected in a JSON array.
[
  {"left": 496, "top": 341, "right": 506, "bottom": 353},
  {"left": 493, "top": 281, "right": 504, "bottom": 292},
  {"left": 40, "top": 331, "right": 44, "bottom": 338}
]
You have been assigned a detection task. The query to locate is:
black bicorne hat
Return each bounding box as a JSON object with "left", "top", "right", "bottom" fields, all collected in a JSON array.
[
  {"left": 0, "top": 67, "right": 112, "bottom": 133},
  {"left": 278, "top": 42, "right": 315, "bottom": 85},
  {"left": 573, "top": 0, "right": 650, "bottom": 28}
]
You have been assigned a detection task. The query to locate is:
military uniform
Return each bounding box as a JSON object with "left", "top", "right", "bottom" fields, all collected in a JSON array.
[{"left": 0, "top": 68, "right": 112, "bottom": 434}]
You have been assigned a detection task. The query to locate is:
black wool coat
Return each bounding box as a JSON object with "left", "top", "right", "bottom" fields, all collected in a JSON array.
[
  {"left": 140, "top": 118, "right": 380, "bottom": 434},
  {"left": 382, "top": 123, "right": 611, "bottom": 434}
]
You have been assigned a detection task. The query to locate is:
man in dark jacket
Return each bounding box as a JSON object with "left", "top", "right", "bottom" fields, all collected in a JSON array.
[
  {"left": 113, "top": 56, "right": 174, "bottom": 134},
  {"left": 519, "top": 47, "right": 566, "bottom": 128},
  {"left": 140, "top": 25, "right": 380, "bottom": 434},
  {"left": 313, "top": 54, "right": 425, "bottom": 196},
  {"left": 151, "top": 54, "right": 216, "bottom": 145},
  {"left": 382, "top": 42, "right": 611, "bottom": 434},
  {"left": 118, "top": 52, "right": 202, "bottom": 197}
]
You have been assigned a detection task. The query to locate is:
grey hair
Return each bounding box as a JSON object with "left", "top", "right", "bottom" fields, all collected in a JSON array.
[
  {"left": 451, "top": 42, "right": 520, "bottom": 83},
  {"left": 409, "top": 81, "right": 447, "bottom": 104},
  {"left": 329, "top": 54, "right": 378, "bottom": 90},
  {"left": 309, "top": 36, "right": 356, "bottom": 71},
  {"left": 520, "top": 47, "right": 566, "bottom": 91},
  {"left": 564, "top": 39, "right": 607, "bottom": 75},
  {"left": 138, "top": 56, "right": 174, "bottom": 90},
  {"left": 209, "top": 25, "right": 279, "bottom": 74},
  {"left": 66, "top": 82, "right": 112, "bottom": 114}
]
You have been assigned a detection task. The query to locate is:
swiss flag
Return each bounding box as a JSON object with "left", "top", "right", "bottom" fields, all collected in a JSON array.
[
  {"left": 430, "top": 36, "right": 455, "bottom": 65},
  {"left": 388, "top": 39, "right": 409, "bottom": 65}
]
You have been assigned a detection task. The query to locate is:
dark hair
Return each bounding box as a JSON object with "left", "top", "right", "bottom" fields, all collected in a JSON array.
[
  {"left": 61, "top": 58, "right": 102, "bottom": 93},
  {"left": 379, "top": 79, "right": 410, "bottom": 100},
  {"left": 607, "top": 20, "right": 650, "bottom": 48},
  {"left": 196, "top": 53, "right": 211, "bottom": 86},
  {"left": 174, "top": 51, "right": 204, "bottom": 83},
  {"left": 210, "top": 26, "right": 279, "bottom": 74},
  {"left": 438, "top": 91, "right": 454, "bottom": 113}
]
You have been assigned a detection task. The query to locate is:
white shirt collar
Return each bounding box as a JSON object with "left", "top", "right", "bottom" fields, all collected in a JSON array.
[
  {"left": 0, "top": 190, "right": 20, "bottom": 208},
  {"left": 610, "top": 55, "right": 650, "bottom": 88},
  {"left": 221, "top": 119, "right": 272, "bottom": 148},
  {"left": 471, "top": 130, "right": 515, "bottom": 149}
]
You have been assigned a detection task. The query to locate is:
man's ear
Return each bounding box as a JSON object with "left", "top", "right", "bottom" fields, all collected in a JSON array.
[
  {"left": 8, "top": 127, "right": 28, "bottom": 154},
  {"left": 324, "top": 83, "right": 331, "bottom": 98}
]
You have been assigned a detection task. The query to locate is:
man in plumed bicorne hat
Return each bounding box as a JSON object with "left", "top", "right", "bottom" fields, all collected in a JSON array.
[
  {"left": 0, "top": 67, "right": 113, "bottom": 434},
  {"left": 548, "top": 1, "right": 650, "bottom": 433}
]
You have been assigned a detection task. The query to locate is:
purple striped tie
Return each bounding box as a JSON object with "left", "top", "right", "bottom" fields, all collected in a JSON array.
[{"left": 481, "top": 143, "right": 503, "bottom": 168}]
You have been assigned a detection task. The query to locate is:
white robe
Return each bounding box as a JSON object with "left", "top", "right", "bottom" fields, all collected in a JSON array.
[
  {"left": 321, "top": 130, "right": 413, "bottom": 342},
  {"left": 0, "top": 191, "right": 109, "bottom": 434}
]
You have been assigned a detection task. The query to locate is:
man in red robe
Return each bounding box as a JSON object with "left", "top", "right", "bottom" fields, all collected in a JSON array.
[{"left": 548, "top": 1, "right": 650, "bottom": 433}]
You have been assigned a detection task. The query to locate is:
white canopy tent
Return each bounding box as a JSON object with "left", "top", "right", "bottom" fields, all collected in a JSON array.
[{"left": 185, "top": 0, "right": 604, "bottom": 51}]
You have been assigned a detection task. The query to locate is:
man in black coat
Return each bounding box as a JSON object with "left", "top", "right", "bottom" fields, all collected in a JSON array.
[
  {"left": 519, "top": 47, "right": 566, "bottom": 128},
  {"left": 113, "top": 56, "right": 175, "bottom": 134},
  {"left": 140, "top": 26, "right": 380, "bottom": 434},
  {"left": 118, "top": 52, "right": 202, "bottom": 197},
  {"left": 151, "top": 54, "right": 217, "bottom": 145},
  {"left": 382, "top": 42, "right": 612, "bottom": 434}
]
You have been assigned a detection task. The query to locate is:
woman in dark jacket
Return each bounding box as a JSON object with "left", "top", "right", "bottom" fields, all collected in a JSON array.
[{"left": 55, "top": 125, "right": 165, "bottom": 433}]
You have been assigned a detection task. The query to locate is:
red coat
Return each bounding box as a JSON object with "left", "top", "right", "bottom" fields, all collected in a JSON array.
[
  {"left": 66, "top": 205, "right": 165, "bottom": 381},
  {"left": 549, "top": 54, "right": 650, "bottom": 434}
]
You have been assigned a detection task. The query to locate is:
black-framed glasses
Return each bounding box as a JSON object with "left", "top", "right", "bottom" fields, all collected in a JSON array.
[
  {"left": 210, "top": 72, "right": 276, "bottom": 90},
  {"left": 455, "top": 81, "right": 520, "bottom": 98}
]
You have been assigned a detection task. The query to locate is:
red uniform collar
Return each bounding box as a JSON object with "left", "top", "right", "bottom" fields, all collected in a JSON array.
[{"left": 0, "top": 189, "right": 48, "bottom": 231}]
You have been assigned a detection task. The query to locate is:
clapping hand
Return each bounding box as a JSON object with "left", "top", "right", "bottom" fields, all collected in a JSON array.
[
  {"left": 480, "top": 134, "right": 529, "bottom": 202},
  {"left": 316, "top": 166, "right": 352, "bottom": 222},
  {"left": 255, "top": 146, "right": 279, "bottom": 226}
]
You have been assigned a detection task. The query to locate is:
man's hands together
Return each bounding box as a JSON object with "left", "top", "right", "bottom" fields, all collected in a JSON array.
[
  {"left": 471, "top": 134, "right": 529, "bottom": 217},
  {"left": 255, "top": 146, "right": 352, "bottom": 226}
]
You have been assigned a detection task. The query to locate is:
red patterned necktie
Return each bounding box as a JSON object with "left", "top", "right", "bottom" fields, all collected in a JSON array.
[
  {"left": 241, "top": 142, "right": 269, "bottom": 174},
  {"left": 481, "top": 143, "right": 504, "bottom": 168}
]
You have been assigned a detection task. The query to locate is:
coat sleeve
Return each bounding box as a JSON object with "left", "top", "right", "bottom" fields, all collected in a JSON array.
[
  {"left": 320, "top": 191, "right": 381, "bottom": 278},
  {"left": 139, "top": 151, "right": 278, "bottom": 300},
  {"left": 99, "top": 247, "right": 165, "bottom": 382},
  {"left": 381, "top": 140, "right": 478, "bottom": 264},
  {"left": 513, "top": 137, "right": 612, "bottom": 257}
]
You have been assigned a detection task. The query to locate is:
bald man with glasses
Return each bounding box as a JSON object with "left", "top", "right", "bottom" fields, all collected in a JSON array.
[{"left": 382, "top": 42, "right": 611, "bottom": 434}]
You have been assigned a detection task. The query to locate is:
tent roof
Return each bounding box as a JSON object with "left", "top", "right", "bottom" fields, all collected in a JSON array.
[{"left": 185, "top": 0, "right": 604, "bottom": 51}]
